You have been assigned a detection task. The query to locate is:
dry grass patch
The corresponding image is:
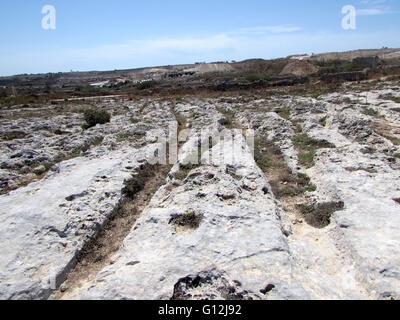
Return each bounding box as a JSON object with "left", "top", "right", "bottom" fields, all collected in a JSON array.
[
  {"left": 373, "top": 121, "right": 400, "bottom": 145},
  {"left": 379, "top": 94, "right": 400, "bottom": 104},
  {"left": 175, "top": 163, "right": 201, "bottom": 181},
  {"left": 254, "top": 138, "right": 316, "bottom": 199},
  {"left": 363, "top": 108, "right": 380, "bottom": 118},
  {"left": 0, "top": 131, "right": 26, "bottom": 141},
  {"left": 294, "top": 133, "right": 336, "bottom": 168}
]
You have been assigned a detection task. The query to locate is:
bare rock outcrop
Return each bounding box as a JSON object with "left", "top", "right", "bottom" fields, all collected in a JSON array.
[
  {"left": 80, "top": 133, "right": 308, "bottom": 300},
  {"left": 0, "top": 144, "right": 160, "bottom": 299}
]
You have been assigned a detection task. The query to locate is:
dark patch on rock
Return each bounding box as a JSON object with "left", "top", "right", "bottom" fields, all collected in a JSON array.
[
  {"left": 260, "top": 284, "right": 275, "bottom": 295},
  {"left": 122, "top": 163, "right": 156, "bottom": 199},
  {"left": 65, "top": 191, "right": 89, "bottom": 202},
  {"left": 217, "top": 193, "right": 236, "bottom": 201},
  {"left": 169, "top": 211, "right": 202, "bottom": 230},
  {"left": 172, "top": 271, "right": 254, "bottom": 300}
]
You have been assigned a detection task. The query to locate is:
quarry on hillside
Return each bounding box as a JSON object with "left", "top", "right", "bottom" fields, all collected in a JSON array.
[{"left": 1, "top": 49, "right": 400, "bottom": 300}]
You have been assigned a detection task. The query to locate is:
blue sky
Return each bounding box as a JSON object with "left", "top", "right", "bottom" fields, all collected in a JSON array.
[{"left": 0, "top": 0, "right": 399, "bottom": 76}]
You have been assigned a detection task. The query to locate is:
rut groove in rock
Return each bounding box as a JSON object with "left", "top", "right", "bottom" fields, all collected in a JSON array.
[
  {"left": 55, "top": 103, "right": 185, "bottom": 299},
  {"left": 54, "top": 162, "right": 171, "bottom": 299}
]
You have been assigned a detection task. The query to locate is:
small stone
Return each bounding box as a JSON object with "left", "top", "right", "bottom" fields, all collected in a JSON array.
[
  {"left": 60, "top": 284, "right": 68, "bottom": 293},
  {"left": 20, "top": 166, "right": 31, "bottom": 174},
  {"left": 218, "top": 117, "right": 229, "bottom": 126},
  {"left": 33, "top": 165, "right": 47, "bottom": 175}
]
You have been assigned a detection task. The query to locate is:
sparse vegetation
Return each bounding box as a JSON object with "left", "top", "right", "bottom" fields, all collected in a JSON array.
[
  {"left": 345, "top": 166, "right": 377, "bottom": 174},
  {"left": 175, "top": 163, "right": 201, "bottom": 181},
  {"left": 116, "top": 132, "right": 131, "bottom": 143},
  {"left": 245, "top": 74, "right": 262, "bottom": 83},
  {"left": 363, "top": 108, "right": 380, "bottom": 117},
  {"left": 275, "top": 107, "right": 291, "bottom": 120},
  {"left": 316, "top": 59, "right": 366, "bottom": 75},
  {"left": 254, "top": 138, "right": 316, "bottom": 199},
  {"left": 297, "top": 201, "right": 345, "bottom": 228},
  {"left": 380, "top": 94, "right": 400, "bottom": 103},
  {"left": 377, "top": 131, "right": 400, "bottom": 145},
  {"left": 136, "top": 80, "right": 157, "bottom": 90},
  {"left": 217, "top": 108, "right": 236, "bottom": 128},
  {"left": 294, "top": 133, "right": 336, "bottom": 168},
  {"left": 169, "top": 211, "right": 202, "bottom": 230},
  {"left": 0, "top": 95, "right": 39, "bottom": 107},
  {"left": 170, "top": 106, "right": 187, "bottom": 131},
  {"left": 122, "top": 163, "right": 155, "bottom": 198},
  {"left": 311, "top": 92, "right": 321, "bottom": 100},
  {"left": 3, "top": 48, "right": 400, "bottom": 300},
  {"left": 1, "top": 131, "right": 26, "bottom": 141},
  {"left": 91, "top": 136, "right": 104, "bottom": 146},
  {"left": 254, "top": 138, "right": 278, "bottom": 172},
  {"left": 130, "top": 117, "right": 140, "bottom": 124},
  {"left": 54, "top": 136, "right": 104, "bottom": 163},
  {"left": 83, "top": 109, "right": 111, "bottom": 129}
]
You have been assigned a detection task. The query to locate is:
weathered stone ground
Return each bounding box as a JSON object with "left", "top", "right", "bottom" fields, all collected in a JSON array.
[{"left": 0, "top": 78, "right": 400, "bottom": 300}]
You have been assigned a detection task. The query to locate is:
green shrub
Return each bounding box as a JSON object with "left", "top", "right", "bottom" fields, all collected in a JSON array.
[
  {"left": 275, "top": 107, "right": 291, "bottom": 120},
  {"left": 136, "top": 80, "right": 157, "bottom": 90},
  {"left": 116, "top": 132, "right": 131, "bottom": 143},
  {"left": 83, "top": 109, "right": 111, "bottom": 129},
  {"left": 363, "top": 108, "right": 380, "bottom": 117},
  {"left": 245, "top": 74, "right": 262, "bottom": 83},
  {"left": 130, "top": 117, "right": 140, "bottom": 124}
]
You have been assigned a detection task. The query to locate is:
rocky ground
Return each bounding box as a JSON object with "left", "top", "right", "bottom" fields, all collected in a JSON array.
[{"left": 0, "top": 78, "right": 400, "bottom": 300}]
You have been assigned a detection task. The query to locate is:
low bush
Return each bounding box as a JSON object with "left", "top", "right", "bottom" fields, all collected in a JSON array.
[
  {"left": 136, "top": 80, "right": 157, "bottom": 90},
  {"left": 298, "top": 201, "right": 345, "bottom": 228},
  {"left": 83, "top": 109, "right": 111, "bottom": 129}
]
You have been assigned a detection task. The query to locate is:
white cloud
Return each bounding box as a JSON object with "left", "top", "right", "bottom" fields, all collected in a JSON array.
[
  {"left": 360, "top": 0, "right": 387, "bottom": 4},
  {"left": 67, "top": 33, "right": 236, "bottom": 60},
  {"left": 2, "top": 24, "right": 399, "bottom": 76},
  {"left": 229, "top": 25, "right": 301, "bottom": 35},
  {"left": 65, "top": 25, "right": 301, "bottom": 61},
  {"left": 357, "top": 8, "right": 390, "bottom": 15},
  {"left": 357, "top": 0, "right": 391, "bottom": 15}
]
